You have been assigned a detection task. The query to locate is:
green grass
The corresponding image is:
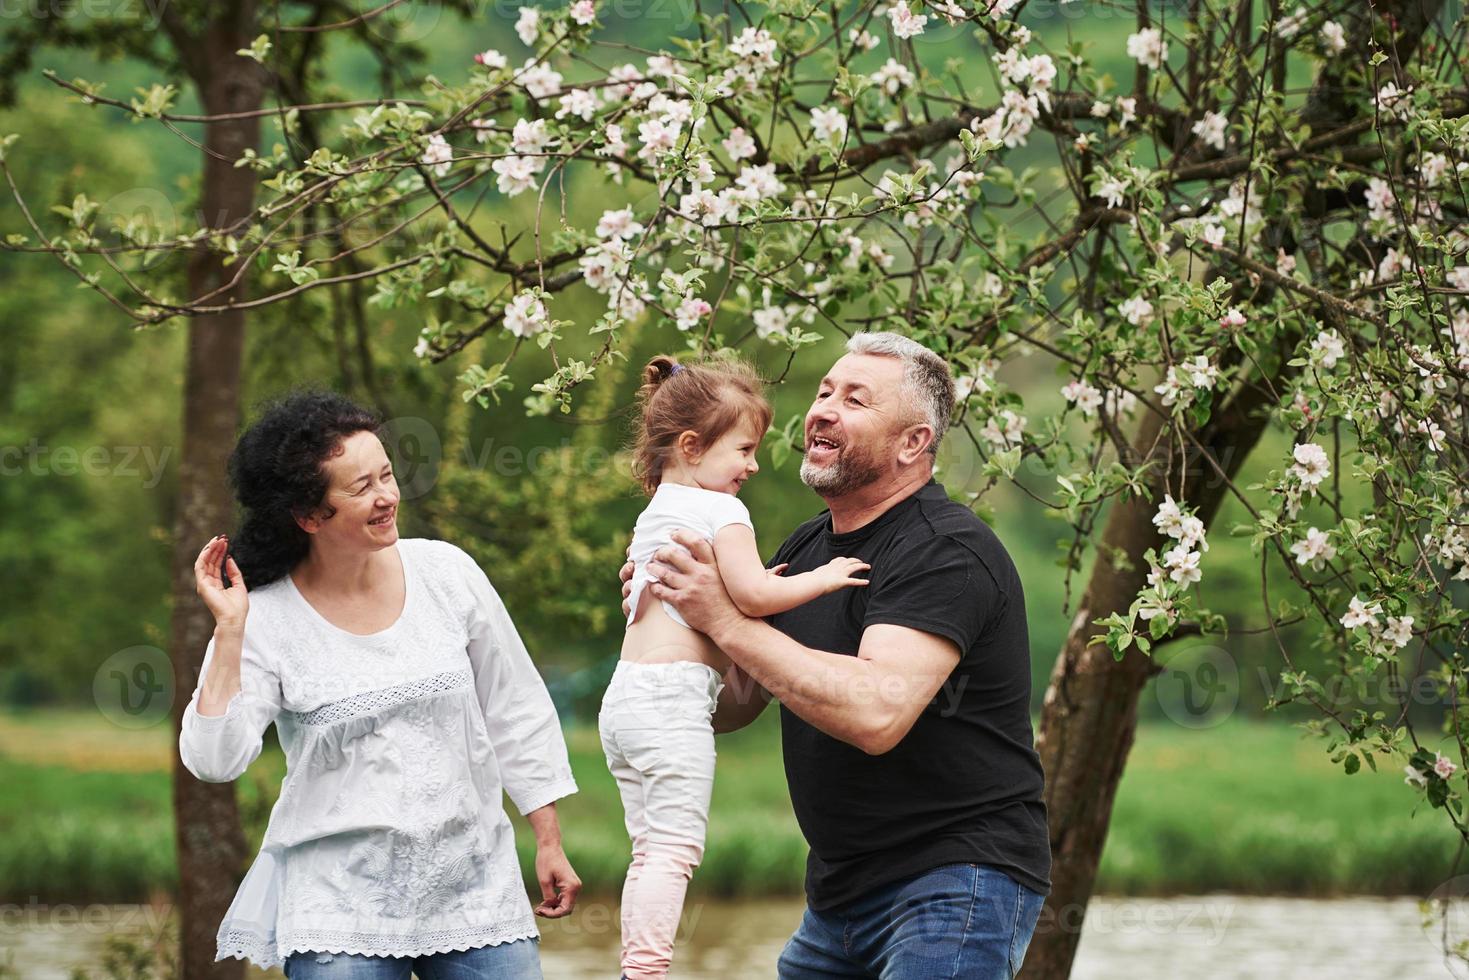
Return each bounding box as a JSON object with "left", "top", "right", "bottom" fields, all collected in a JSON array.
[{"left": 0, "top": 709, "right": 1455, "bottom": 903}]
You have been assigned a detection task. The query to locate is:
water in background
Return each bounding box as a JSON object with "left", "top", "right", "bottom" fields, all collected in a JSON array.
[{"left": 1, "top": 895, "right": 1459, "bottom": 979}]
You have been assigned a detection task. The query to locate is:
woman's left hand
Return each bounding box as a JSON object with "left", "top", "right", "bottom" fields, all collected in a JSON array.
[{"left": 533, "top": 843, "right": 582, "bottom": 918}]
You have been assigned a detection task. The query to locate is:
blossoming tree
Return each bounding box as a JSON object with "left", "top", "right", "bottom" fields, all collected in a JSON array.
[{"left": 4, "top": 0, "right": 1466, "bottom": 976}]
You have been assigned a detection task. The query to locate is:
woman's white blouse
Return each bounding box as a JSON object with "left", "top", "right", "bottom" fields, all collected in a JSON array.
[{"left": 178, "top": 537, "right": 577, "bottom": 969}]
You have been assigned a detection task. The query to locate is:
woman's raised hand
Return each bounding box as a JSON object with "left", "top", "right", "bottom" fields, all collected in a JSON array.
[{"left": 195, "top": 535, "right": 249, "bottom": 628}]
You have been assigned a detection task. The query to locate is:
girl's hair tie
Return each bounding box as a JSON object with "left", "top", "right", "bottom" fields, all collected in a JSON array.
[{"left": 668, "top": 363, "right": 684, "bottom": 376}]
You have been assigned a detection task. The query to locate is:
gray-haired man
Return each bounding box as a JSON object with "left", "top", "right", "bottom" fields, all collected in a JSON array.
[{"left": 626, "top": 332, "right": 1051, "bottom": 979}]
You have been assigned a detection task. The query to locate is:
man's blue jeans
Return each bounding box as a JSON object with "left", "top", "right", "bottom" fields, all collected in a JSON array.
[
  {"left": 282, "top": 937, "right": 543, "bottom": 980},
  {"left": 777, "top": 863, "right": 1045, "bottom": 979}
]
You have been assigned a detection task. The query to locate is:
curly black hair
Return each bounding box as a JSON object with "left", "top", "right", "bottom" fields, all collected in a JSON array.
[{"left": 225, "top": 389, "right": 383, "bottom": 589}]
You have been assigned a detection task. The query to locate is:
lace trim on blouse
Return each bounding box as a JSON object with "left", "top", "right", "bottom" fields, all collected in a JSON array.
[
  {"left": 219, "top": 921, "right": 538, "bottom": 968},
  {"left": 290, "top": 668, "right": 474, "bottom": 727}
]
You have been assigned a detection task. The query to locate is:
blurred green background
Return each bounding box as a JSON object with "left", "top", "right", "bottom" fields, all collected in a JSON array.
[{"left": 0, "top": 2, "right": 1453, "bottom": 910}]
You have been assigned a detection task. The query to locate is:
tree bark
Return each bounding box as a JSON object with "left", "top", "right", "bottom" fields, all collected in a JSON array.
[{"left": 167, "top": 6, "right": 264, "bottom": 979}]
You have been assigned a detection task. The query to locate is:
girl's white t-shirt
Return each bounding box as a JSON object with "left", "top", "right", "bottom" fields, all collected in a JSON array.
[
  {"left": 625, "top": 482, "right": 754, "bottom": 630},
  {"left": 178, "top": 537, "right": 577, "bottom": 970}
]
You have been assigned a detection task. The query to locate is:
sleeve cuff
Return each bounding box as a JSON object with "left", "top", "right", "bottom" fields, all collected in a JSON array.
[
  {"left": 185, "top": 690, "right": 246, "bottom": 729},
  {"left": 511, "top": 774, "right": 579, "bottom": 816}
]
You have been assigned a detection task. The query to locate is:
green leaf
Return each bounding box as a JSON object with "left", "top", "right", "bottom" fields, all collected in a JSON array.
[{"left": 237, "top": 34, "right": 273, "bottom": 64}]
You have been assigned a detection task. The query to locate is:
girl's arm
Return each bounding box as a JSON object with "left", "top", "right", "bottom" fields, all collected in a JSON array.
[{"left": 712, "top": 524, "right": 869, "bottom": 617}]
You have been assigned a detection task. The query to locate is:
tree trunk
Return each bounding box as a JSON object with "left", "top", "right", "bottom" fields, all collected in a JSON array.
[
  {"left": 167, "top": 8, "right": 264, "bottom": 979},
  {"left": 1021, "top": 402, "right": 1268, "bottom": 977},
  {"left": 1019, "top": 4, "right": 1445, "bottom": 975}
]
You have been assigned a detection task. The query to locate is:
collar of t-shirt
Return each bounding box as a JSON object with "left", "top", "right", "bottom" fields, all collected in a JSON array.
[{"left": 822, "top": 478, "right": 941, "bottom": 548}]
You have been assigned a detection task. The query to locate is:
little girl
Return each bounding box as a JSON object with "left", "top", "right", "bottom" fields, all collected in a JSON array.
[{"left": 599, "top": 354, "right": 870, "bottom": 980}]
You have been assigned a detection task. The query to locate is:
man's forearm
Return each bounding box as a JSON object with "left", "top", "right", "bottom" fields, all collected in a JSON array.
[{"left": 709, "top": 615, "right": 890, "bottom": 751}]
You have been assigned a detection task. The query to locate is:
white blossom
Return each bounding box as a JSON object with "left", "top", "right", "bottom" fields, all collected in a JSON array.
[
  {"left": 646, "top": 55, "right": 680, "bottom": 79},
  {"left": 1116, "top": 97, "right": 1138, "bottom": 129},
  {"left": 1061, "top": 380, "right": 1103, "bottom": 416},
  {"left": 1153, "top": 494, "right": 1186, "bottom": 538},
  {"left": 1421, "top": 152, "right": 1450, "bottom": 188},
  {"left": 516, "top": 59, "right": 563, "bottom": 98},
  {"left": 1289, "top": 442, "right": 1330, "bottom": 489},
  {"left": 510, "top": 118, "right": 553, "bottom": 156},
  {"left": 598, "top": 123, "right": 628, "bottom": 159},
  {"left": 1104, "top": 388, "right": 1138, "bottom": 416},
  {"left": 1377, "top": 246, "right": 1409, "bottom": 282},
  {"left": 1162, "top": 544, "right": 1202, "bottom": 586},
  {"left": 637, "top": 116, "right": 681, "bottom": 160},
  {"left": 1183, "top": 355, "right": 1220, "bottom": 389},
  {"left": 1340, "top": 594, "right": 1382, "bottom": 630},
  {"left": 1192, "top": 111, "right": 1228, "bottom": 151},
  {"left": 1376, "top": 82, "right": 1413, "bottom": 121},
  {"left": 1418, "top": 417, "right": 1447, "bottom": 453},
  {"left": 722, "top": 127, "right": 757, "bottom": 160},
  {"left": 1364, "top": 177, "right": 1396, "bottom": 222},
  {"left": 1320, "top": 21, "right": 1346, "bottom": 54},
  {"left": 515, "top": 6, "right": 541, "bottom": 46},
  {"left": 491, "top": 155, "right": 539, "bottom": 195},
  {"left": 1154, "top": 367, "right": 1186, "bottom": 407},
  {"left": 729, "top": 27, "right": 778, "bottom": 68},
  {"left": 1290, "top": 527, "right": 1336, "bottom": 571},
  {"left": 504, "top": 289, "right": 549, "bottom": 337},
  {"left": 595, "top": 207, "right": 644, "bottom": 241},
  {"left": 1126, "top": 28, "right": 1168, "bottom": 70},
  {"left": 734, "top": 162, "right": 785, "bottom": 200},
  {"left": 810, "top": 105, "right": 848, "bottom": 143},
  {"left": 872, "top": 58, "right": 916, "bottom": 96},
  {"left": 753, "top": 303, "right": 791, "bottom": 339},
  {"left": 888, "top": 3, "right": 928, "bottom": 39},
  {"left": 1276, "top": 8, "right": 1306, "bottom": 38},
  {"left": 570, "top": 0, "right": 596, "bottom": 25},
  {"left": 556, "top": 88, "right": 598, "bottom": 121},
  {"left": 979, "top": 409, "right": 1026, "bottom": 448},
  {"left": 1382, "top": 615, "right": 1414, "bottom": 649},
  {"left": 1096, "top": 174, "right": 1128, "bottom": 209},
  {"left": 1119, "top": 294, "right": 1154, "bottom": 326},
  {"left": 1311, "top": 328, "right": 1346, "bottom": 369},
  {"left": 674, "top": 295, "right": 712, "bottom": 331},
  {"left": 421, "top": 134, "right": 452, "bottom": 177}
]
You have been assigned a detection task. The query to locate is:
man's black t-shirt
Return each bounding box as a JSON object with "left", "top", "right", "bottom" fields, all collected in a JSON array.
[{"left": 766, "top": 478, "right": 1052, "bottom": 910}]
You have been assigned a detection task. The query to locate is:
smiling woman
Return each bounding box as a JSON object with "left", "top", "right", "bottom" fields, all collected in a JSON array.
[{"left": 177, "top": 389, "right": 582, "bottom": 977}]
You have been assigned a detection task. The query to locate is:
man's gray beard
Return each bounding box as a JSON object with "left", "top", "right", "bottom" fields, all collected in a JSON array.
[{"left": 799, "top": 447, "right": 884, "bottom": 497}]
